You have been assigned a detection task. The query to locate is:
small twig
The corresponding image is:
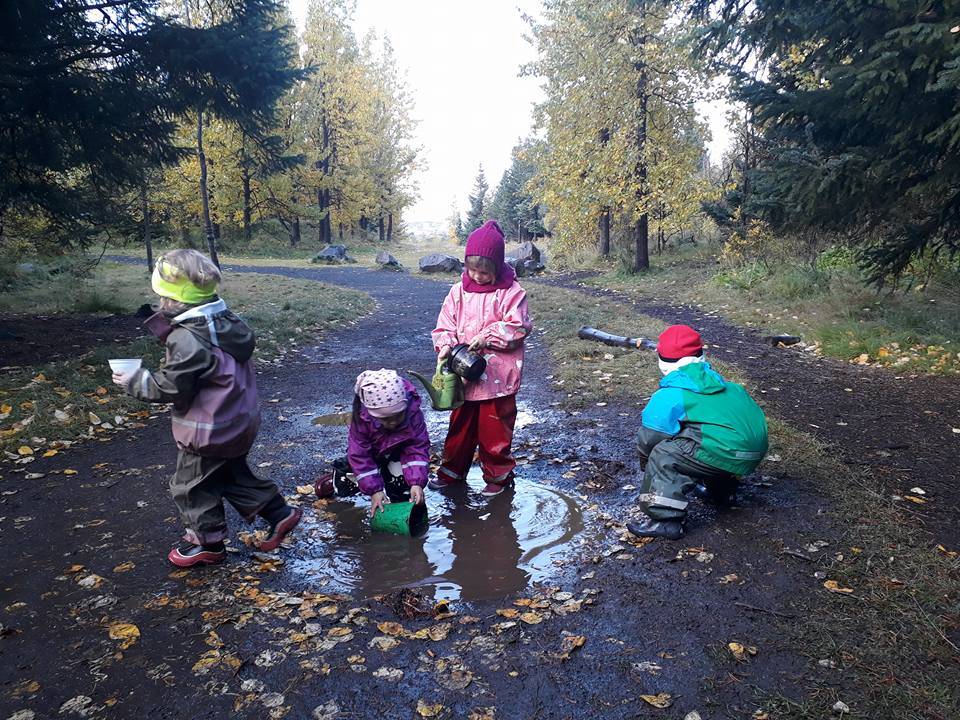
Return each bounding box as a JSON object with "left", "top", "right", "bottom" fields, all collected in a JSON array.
[
  {"left": 910, "top": 594, "right": 960, "bottom": 654},
  {"left": 734, "top": 601, "right": 797, "bottom": 619},
  {"left": 781, "top": 549, "right": 813, "bottom": 562}
]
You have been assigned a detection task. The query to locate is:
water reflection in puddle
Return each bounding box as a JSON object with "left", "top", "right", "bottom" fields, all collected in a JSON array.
[{"left": 291, "top": 469, "right": 583, "bottom": 602}]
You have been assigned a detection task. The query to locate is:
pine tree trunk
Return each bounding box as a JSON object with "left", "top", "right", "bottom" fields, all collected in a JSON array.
[
  {"left": 387, "top": 213, "right": 393, "bottom": 242},
  {"left": 599, "top": 207, "right": 611, "bottom": 256},
  {"left": 141, "top": 183, "right": 153, "bottom": 271},
  {"left": 196, "top": 108, "right": 219, "bottom": 267},
  {"left": 290, "top": 216, "right": 300, "bottom": 247},
  {"left": 242, "top": 167, "right": 251, "bottom": 243},
  {"left": 631, "top": 2, "right": 649, "bottom": 273}
]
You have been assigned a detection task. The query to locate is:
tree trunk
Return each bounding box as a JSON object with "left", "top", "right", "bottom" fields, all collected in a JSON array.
[
  {"left": 141, "top": 183, "right": 153, "bottom": 271},
  {"left": 631, "top": 2, "right": 649, "bottom": 273},
  {"left": 599, "top": 207, "right": 611, "bottom": 256},
  {"left": 290, "top": 216, "right": 300, "bottom": 247},
  {"left": 196, "top": 108, "right": 219, "bottom": 267},
  {"left": 242, "top": 165, "right": 251, "bottom": 243},
  {"left": 386, "top": 213, "right": 393, "bottom": 243},
  {"left": 378, "top": 216, "right": 385, "bottom": 243}
]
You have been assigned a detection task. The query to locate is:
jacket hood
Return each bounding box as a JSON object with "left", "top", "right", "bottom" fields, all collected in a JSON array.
[
  {"left": 172, "top": 299, "right": 255, "bottom": 362},
  {"left": 660, "top": 361, "right": 725, "bottom": 395}
]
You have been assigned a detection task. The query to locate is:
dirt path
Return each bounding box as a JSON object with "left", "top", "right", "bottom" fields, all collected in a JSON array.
[
  {"left": 541, "top": 273, "right": 960, "bottom": 545},
  {"left": 1, "top": 266, "right": 846, "bottom": 719}
]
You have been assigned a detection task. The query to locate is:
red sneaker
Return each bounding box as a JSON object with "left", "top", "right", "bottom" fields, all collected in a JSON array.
[
  {"left": 315, "top": 472, "right": 335, "bottom": 499},
  {"left": 258, "top": 507, "right": 303, "bottom": 551},
  {"left": 168, "top": 541, "right": 226, "bottom": 568}
]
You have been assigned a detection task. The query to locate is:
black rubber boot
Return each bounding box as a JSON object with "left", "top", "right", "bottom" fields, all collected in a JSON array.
[
  {"left": 627, "top": 517, "right": 685, "bottom": 540},
  {"left": 692, "top": 483, "right": 735, "bottom": 504}
]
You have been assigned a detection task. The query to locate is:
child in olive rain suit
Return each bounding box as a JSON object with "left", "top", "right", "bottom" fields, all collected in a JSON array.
[
  {"left": 112, "top": 250, "right": 301, "bottom": 566},
  {"left": 628, "top": 325, "right": 768, "bottom": 539}
]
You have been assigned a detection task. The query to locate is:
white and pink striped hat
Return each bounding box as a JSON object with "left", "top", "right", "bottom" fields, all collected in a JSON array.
[{"left": 354, "top": 369, "right": 407, "bottom": 418}]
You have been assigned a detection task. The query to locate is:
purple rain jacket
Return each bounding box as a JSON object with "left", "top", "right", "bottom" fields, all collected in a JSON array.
[
  {"left": 347, "top": 379, "right": 431, "bottom": 495},
  {"left": 125, "top": 299, "right": 260, "bottom": 458}
]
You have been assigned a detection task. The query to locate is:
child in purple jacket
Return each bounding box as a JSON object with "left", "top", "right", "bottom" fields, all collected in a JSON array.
[{"left": 317, "top": 369, "right": 429, "bottom": 516}]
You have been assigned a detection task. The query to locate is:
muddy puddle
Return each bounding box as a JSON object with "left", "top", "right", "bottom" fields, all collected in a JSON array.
[
  {"left": 292, "top": 471, "right": 583, "bottom": 602},
  {"left": 294, "top": 401, "right": 584, "bottom": 601}
]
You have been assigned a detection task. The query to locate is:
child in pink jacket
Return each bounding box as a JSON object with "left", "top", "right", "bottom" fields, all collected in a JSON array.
[{"left": 429, "top": 220, "right": 532, "bottom": 496}]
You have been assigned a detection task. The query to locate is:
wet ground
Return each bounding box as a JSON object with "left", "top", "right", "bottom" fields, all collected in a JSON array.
[{"left": 0, "top": 264, "right": 851, "bottom": 719}]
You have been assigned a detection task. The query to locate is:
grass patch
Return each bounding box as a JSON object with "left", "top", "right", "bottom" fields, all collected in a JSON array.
[
  {"left": 0, "top": 261, "right": 372, "bottom": 457},
  {"left": 583, "top": 245, "right": 960, "bottom": 375},
  {"left": 526, "top": 280, "right": 960, "bottom": 719}
]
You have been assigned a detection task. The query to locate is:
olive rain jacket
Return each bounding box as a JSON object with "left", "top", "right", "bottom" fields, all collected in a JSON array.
[{"left": 125, "top": 299, "right": 260, "bottom": 458}]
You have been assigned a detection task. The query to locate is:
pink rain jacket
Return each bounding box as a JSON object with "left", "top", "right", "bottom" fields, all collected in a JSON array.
[{"left": 432, "top": 280, "right": 532, "bottom": 401}]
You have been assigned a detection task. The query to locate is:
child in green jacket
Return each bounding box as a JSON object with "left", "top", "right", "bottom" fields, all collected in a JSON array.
[{"left": 628, "top": 325, "right": 768, "bottom": 540}]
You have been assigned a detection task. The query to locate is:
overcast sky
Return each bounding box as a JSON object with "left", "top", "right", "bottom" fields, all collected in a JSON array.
[{"left": 289, "top": 0, "right": 731, "bottom": 224}]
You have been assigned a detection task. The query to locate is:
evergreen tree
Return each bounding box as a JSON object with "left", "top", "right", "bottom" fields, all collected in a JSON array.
[
  {"left": 490, "top": 142, "right": 547, "bottom": 241},
  {"left": 0, "top": 0, "right": 300, "bottom": 250},
  {"left": 464, "top": 165, "right": 489, "bottom": 237},
  {"left": 692, "top": 0, "right": 960, "bottom": 281}
]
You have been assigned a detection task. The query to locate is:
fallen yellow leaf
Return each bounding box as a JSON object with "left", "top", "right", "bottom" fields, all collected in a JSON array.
[
  {"left": 112, "top": 561, "right": 135, "bottom": 573},
  {"left": 0, "top": 404, "right": 11, "bottom": 414},
  {"left": 108, "top": 622, "right": 140, "bottom": 649},
  {"left": 377, "top": 621, "right": 405, "bottom": 636},
  {"left": 42, "top": 449, "right": 58, "bottom": 457},
  {"left": 728, "top": 641, "right": 758, "bottom": 661},
  {"left": 327, "top": 626, "right": 353, "bottom": 637},
  {"left": 17, "top": 445, "right": 34, "bottom": 456},
  {"left": 63, "top": 469, "right": 78, "bottom": 475},
  {"left": 191, "top": 649, "right": 221, "bottom": 673},
  {"left": 557, "top": 634, "right": 586, "bottom": 659},
  {"left": 519, "top": 611, "right": 544, "bottom": 625},
  {"left": 496, "top": 608, "right": 519, "bottom": 619},
  {"left": 416, "top": 700, "right": 445, "bottom": 717},
  {"left": 295, "top": 484, "right": 314, "bottom": 495},
  {"left": 936, "top": 544, "right": 958, "bottom": 559},
  {"left": 427, "top": 622, "right": 452, "bottom": 641},
  {"left": 823, "top": 580, "right": 854, "bottom": 594},
  {"left": 640, "top": 692, "right": 673, "bottom": 708},
  {"left": 95, "top": 386, "right": 108, "bottom": 396},
  {"left": 903, "top": 495, "right": 927, "bottom": 504}
]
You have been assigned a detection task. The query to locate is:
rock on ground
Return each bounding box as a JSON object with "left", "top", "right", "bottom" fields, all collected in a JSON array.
[
  {"left": 418, "top": 254, "right": 463, "bottom": 274},
  {"left": 312, "top": 244, "right": 355, "bottom": 264}
]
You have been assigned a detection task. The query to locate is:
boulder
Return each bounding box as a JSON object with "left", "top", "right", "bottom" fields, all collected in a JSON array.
[
  {"left": 418, "top": 254, "right": 463, "bottom": 274},
  {"left": 375, "top": 251, "right": 403, "bottom": 271},
  {"left": 506, "top": 242, "right": 545, "bottom": 277},
  {"left": 311, "top": 244, "right": 355, "bottom": 264}
]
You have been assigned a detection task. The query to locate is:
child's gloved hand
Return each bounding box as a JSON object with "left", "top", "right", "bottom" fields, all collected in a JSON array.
[
  {"left": 467, "top": 335, "right": 486, "bottom": 352},
  {"left": 410, "top": 485, "right": 424, "bottom": 505},
  {"left": 111, "top": 372, "right": 134, "bottom": 387},
  {"left": 369, "top": 491, "right": 388, "bottom": 516}
]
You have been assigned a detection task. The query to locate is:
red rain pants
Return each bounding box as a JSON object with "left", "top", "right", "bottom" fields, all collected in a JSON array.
[{"left": 438, "top": 395, "right": 517, "bottom": 484}]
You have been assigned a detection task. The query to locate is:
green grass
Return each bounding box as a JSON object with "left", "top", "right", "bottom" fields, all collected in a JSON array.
[
  {"left": 580, "top": 245, "right": 960, "bottom": 375},
  {"left": 525, "top": 280, "right": 960, "bottom": 720},
  {"left": 0, "top": 261, "right": 373, "bottom": 457}
]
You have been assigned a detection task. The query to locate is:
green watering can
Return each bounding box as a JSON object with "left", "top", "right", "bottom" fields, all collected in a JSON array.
[
  {"left": 409, "top": 358, "right": 464, "bottom": 411},
  {"left": 370, "top": 500, "right": 429, "bottom": 535}
]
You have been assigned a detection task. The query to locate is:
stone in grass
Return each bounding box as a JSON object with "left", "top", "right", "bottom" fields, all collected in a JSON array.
[
  {"left": 375, "top": 251, "right": 404, "bottom": 271},
  {"left": 505, "top": 241, "right": 545, "bottom": 277},
  {"left": 418, "top": 254, "right": 463, "bottom": 274},
  {"left": 312, "top": 244, "right": 355, "bottom": 264}
]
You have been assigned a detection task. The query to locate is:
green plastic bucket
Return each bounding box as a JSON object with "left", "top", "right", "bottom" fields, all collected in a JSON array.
[{"left": 370, "top": 501, "right": 428, "bottom": 535}]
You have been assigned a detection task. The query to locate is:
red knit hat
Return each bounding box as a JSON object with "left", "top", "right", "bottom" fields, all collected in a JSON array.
[
  {"left": 465, "top": 220, "right": 506, "bottom": 268},
  {"left": 657, "top": 325, "right": 703, "bottom": 361}
]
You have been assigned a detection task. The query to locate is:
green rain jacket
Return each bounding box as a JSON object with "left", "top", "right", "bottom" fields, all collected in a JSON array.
[{"left": 637, "top": 361, "right": 768, "bottom": 476}]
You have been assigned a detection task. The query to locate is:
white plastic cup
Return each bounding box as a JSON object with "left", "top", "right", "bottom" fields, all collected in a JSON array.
[{"left": 108, "top": 358, "right": 142, "bottom": 375}]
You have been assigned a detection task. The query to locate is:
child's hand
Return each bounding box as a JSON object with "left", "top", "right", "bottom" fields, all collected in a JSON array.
[
  {"left": 369, "top": 491, "right": 388, "bottom": 516},
  {"left": 112, "top": 372, "right": 133, "bottom": 387},
  {"left": 467, "top": 335, "right": 485, "bottom": 352},
  {"left": 410, "top": 485, "right": 424, "bottom": 505},
  {"left": 438, "top": 346, "right": 452, "bottom": 360}
]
